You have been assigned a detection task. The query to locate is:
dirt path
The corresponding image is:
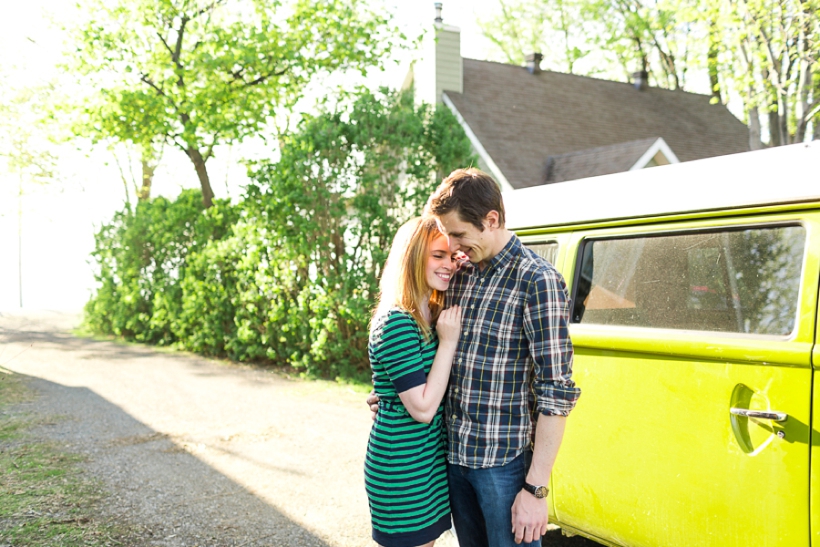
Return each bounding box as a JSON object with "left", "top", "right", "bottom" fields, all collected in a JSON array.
[{"left": 0, "top": 310, "right": 595, "bottom": 547}]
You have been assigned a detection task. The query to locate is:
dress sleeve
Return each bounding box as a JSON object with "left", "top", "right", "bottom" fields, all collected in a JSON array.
[{"left": 371, "top": 312, "right": 428, "bottom": 393}]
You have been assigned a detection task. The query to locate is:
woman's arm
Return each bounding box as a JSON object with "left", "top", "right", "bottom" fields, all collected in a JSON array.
[{"left": 398, "top": 306, "right": 461, "bottom": 423}]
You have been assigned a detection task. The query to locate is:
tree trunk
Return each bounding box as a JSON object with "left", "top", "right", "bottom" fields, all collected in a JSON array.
[
  {"left": 186, "top": 147, "right": 214, "bottom": 208},
  {"left": 768, "top": 110, "right": 782, "bottom": 147},
  {"left": 137, "top": 159, "right": 155, "bottom": 201},
  {"left": 779, "top": 98, "right": 790, "bottom": 145},
  {"left": 748, "top": 107, "right": 763, "bottom": 150},
  {"left": 795, "top": 65, "right": 812, "bottom": 142},
  {"left": 707, "top": 19, "right": 721, "bottom": 102}
]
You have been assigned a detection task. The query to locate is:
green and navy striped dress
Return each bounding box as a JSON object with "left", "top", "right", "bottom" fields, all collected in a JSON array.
[{"left": 365, "top": 308, "right": 450, "bottom": 547}]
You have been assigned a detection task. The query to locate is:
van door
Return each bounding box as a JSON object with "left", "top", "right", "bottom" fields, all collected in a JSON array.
[
  {"left": 551, "top": 216, "right": 816, "bottom": 547},
  {"left": 811, "top": 330, "right": 820, "bottom": 546}
]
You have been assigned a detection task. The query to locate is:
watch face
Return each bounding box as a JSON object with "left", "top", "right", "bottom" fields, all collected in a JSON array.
[{"left": 525, "top": 483, "right": 549, "bottom": 498}]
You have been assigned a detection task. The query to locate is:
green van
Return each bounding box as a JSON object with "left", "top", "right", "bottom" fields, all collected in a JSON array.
[{"left": 503, "top": 141, "right": 820, "bottom": 547}]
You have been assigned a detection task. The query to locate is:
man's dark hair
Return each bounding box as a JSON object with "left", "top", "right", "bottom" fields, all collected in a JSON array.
[{"left": 426, "top": 168, "right": 506, "bottom": 231}]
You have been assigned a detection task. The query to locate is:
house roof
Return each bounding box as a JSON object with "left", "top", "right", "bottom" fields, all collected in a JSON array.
[
  {"left": 545, "top": 137, "right": 661, "bottom": 183},
  {"left": 443, "top": 59, "right": 750, "bottom": 189}
]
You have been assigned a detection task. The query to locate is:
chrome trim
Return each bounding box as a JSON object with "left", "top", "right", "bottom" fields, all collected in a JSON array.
[{"left": 730, "top": 407, "right": 788, "bottom": 422}]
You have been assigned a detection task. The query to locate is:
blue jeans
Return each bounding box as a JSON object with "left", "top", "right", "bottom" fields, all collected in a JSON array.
[{"left": 447, "top": 451, "right": 541, "bottom": 547}]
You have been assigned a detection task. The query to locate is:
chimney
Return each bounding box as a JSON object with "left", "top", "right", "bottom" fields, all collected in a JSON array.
[
  {"left": 413, "top": 3, "right": 462, "bottom": 104},
  {"left": 632, "top": 70, "right": 649, "bottom": 91},
  {"left": 525, "top": 53, "right": 543, "bottom": 74}
]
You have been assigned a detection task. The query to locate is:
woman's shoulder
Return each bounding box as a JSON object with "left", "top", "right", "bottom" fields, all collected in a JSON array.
[
  {"left": 372, "top": 306, "right": 418, "bottom": 328},
  {"left": 370, "top": 307, "right": 420, "bottom": 341}
]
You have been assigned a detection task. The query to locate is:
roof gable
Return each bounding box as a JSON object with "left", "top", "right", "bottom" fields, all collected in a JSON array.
[{"left": 545, "top": 137, "right": 679, "bottom": 183}]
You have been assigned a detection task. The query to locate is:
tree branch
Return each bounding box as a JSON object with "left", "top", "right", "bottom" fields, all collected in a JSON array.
[
  {"left": 140, "top": 74, "right": 170, "bottom": 101},
  {"left": 156, "top": 32, "right": 174, "bottom": 58},
  {"left": 173, "top": 17, "right": 188, "bottom": 67},
  {"left": 204, "top": 137, "right": 217, "bottom": 161},
  {"left": 191, "top": 0, "right": 228, "bottom": 20},
  {"left": 243, "top": 68, "right": 288, "bottom": 87},
  {"left": 805, "top": 98, "right": 820, "bottom": 121}
]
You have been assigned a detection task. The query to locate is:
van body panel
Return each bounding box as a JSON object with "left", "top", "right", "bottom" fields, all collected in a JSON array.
[
  {"left": 515, "top": 203, "right": 820, "bottom": 236},
  {"left": 516, "top": 210, "right": 819, "bottom": 546},
  {"left": 551, "top": 353, "right": 811, "bottom": 547},
  {"left": 811, "top": 282, "right": 820, "bottom": 546},
  {"left": 570, "top": 327, "right": 811, "bottom": 367},
  {"left": 811, "top": 374, "right": 820, "bottom": 547}
]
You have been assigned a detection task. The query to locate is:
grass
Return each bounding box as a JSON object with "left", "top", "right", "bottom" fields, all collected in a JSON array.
[{"left": 0, "top": 369, "right": 131, "bottom": 546}]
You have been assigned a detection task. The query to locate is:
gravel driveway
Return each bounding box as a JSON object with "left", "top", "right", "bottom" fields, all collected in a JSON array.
[{"left": 0, "top": 310, "right": 598, "bottom": 547}]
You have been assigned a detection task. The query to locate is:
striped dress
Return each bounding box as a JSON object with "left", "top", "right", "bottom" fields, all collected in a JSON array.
[{"left": 365, "top": 308, "right": 451, "bottom": 547}]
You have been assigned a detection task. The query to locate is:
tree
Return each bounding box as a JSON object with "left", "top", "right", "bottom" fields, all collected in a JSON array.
[
  {"left": 709, "top": 0, "right": 820, "bottom": 147},
  {"left": 582, "top": 0, "right": 703, "bottom": 89},
  {"left": 65, "top": 0, "right": 400, "bottom": 207},
  {"left": 236, "top": 88, "right": 477, "bottom": 373},
  {"left": 479, "top": 0, "right": 702, "bottom": 88},
  {"left": 477, "top": 0, "right": 588, "bottom": 73},
  {"left": 0, "top": 81, "right": 58, "bottom": 308},
  {"left": 479, "top": 0, "right": 820, "bottom": 146}
]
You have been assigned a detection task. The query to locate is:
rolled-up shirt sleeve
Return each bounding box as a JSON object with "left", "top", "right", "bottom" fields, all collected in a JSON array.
[{"left": 523, "top": 267, "right": 581, "bottom": 417}]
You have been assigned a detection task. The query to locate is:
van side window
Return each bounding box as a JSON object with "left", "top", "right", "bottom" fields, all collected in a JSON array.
[
  {"left": 571, "top": 226, "right": 805, "bottom": 335},
  {"left": 525, "top": 242, "right": 558, "bottom": 265}
]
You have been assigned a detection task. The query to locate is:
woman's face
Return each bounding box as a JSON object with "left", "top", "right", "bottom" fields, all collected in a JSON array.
[{"left": 426, "top": 234, "right": 456, "bottom": 292}]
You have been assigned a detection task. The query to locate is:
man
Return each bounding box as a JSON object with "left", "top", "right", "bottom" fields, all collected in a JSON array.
[{"left": 371, "top": 168, "right": 580, "bottom": 546}]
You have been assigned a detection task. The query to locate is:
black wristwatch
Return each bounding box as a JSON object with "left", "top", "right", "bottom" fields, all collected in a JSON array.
[{"left": 522, "top": 481, "right": 549, "bottom": 499}]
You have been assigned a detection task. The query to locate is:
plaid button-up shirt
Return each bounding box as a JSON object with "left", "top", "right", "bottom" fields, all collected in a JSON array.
[{"left": 444, "top": 234, "right": 580, "bottom": 469}]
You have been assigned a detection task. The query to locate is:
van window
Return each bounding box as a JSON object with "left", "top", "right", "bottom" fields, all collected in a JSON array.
[
  {"left": 526, "top": 242, "right": 558, "bottom": 265},
  {"left": 572, "top": 225, "right": 805, "bottom": 335}
]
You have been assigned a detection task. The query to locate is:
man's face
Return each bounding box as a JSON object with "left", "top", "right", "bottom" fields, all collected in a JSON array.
[{"left": 436, "top": 211, "right": 494, "bottom": 265}]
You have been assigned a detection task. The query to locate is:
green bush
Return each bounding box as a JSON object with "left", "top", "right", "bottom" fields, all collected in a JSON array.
[
  {"left": 84, "top": 190, "right": 238, "bottom": 344},
  {"left": 84, "top": 89, "right": 476, "bottom": 380}
]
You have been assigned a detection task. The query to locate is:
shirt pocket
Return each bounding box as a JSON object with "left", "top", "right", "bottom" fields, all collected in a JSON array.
[{"left": 478, "top": 295, "right": 526, "bottom": 351}]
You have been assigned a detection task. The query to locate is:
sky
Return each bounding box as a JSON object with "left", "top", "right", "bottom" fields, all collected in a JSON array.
[{"left": 0, "top": 0, "right": 503, "bottom": 311}]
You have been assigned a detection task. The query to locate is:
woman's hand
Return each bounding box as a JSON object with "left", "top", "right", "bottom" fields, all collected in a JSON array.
[{"left": 436, "top": 305, "right": 462, "bottom": 345}]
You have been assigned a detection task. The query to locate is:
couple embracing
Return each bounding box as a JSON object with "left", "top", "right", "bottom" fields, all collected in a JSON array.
[{"left": 365, "top": 168, "right": 581, "bottom": 547}]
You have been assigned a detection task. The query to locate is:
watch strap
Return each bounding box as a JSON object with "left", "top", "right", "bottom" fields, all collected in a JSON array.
[{"left": 523, "top": 481, "right": 549, "bottom": 499}]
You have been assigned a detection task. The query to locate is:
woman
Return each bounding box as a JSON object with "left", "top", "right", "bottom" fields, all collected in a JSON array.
[{"left": 365, "top": 216, "right": 461, "bottom": 547}]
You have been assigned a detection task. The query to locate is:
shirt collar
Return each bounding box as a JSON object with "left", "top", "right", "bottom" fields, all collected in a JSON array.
[
  {"left": 485, "top": 233, "right": 521, "bottom": 272},
  {"left": 457, "top": 234, "right": 522, "bottom": 277},
  {"left": 460, "top": 233, "right": 520, "bottom": 277}
]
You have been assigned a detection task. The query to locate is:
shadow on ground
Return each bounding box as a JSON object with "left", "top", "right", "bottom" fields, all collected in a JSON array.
[
  {"left": 15, "top": 374, "right": 333, "bottom": 547},
  {"left": 542, "top": 529, "right": 602, "bottom": 546}
]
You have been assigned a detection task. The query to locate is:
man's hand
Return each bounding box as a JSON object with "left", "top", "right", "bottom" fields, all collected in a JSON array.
[
  {"left": 511, "top": 489, "right": 548, "bottom": 544},
  {"left": 366, "top": 391, "right": 380, "bottom": 421}
]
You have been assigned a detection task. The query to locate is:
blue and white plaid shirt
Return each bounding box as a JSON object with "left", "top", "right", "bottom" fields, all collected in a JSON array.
[{"left": 444, "top": 234, "right": 580, "bottom": 469}]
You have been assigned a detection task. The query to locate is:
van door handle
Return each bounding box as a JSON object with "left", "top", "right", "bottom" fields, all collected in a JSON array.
[{"left": 730, "top": 408, "right": 787, "bottom": 422}]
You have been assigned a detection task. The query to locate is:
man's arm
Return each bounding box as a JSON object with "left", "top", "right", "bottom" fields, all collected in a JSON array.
[
  {"left": 511, "top": 415, "right": 566, "bottom": 544},
  {"left": 511, "top": 266, "right": 580, "bottom": 544}
]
